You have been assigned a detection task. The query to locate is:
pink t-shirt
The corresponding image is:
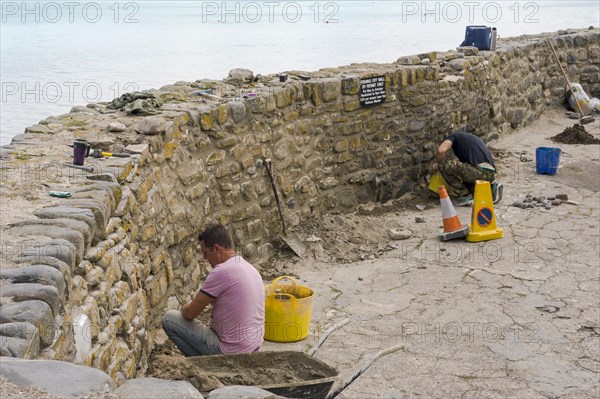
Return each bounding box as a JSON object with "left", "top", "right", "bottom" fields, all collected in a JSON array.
[{"left": 200, "top": 255, "right": 265, "bottom": 353}]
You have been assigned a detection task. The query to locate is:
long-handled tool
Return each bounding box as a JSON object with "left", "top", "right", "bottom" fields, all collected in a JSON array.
[
  {"left": 90, "top": 149, "right": 131, "bottom": 158},
  {"left": 326, "top": 344, "right": 406, "bottom": 399},
  {"left": 63, "top": 162, "right": 94, "bottom": 173},
  {"left": 548, "top": 38, "right": 595, "bottom": 124},
  {"left": 307, "top": 318, "right": 351, "bottom": 356},
  {"left": 263, "top": 158, "right": 307, "bottom": 258}
]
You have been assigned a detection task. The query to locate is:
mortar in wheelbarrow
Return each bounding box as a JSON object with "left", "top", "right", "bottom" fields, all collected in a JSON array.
[{"left": 186, "top": 350, "right": 338, "bottom": 399}]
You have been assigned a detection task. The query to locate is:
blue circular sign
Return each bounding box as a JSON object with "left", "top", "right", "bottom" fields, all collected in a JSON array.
[{"left": 477, "top": 208, "right": 493, "bottom": 227}]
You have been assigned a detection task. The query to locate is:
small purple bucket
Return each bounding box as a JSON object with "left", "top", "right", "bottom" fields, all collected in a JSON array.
[{"left": 73, "top": 139, "right": 90, "bottom": 166}]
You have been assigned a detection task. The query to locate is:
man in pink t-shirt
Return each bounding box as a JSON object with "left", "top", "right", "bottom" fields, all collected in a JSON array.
[{"left": 162, "top": 225, "right": 265, "bottom": 356}]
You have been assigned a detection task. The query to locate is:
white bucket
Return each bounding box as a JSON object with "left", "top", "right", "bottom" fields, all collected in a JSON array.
[{"left": 566, "top": 83, "right": 599, "bottom": 114}]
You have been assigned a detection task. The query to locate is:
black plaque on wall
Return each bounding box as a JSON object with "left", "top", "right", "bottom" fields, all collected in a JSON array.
[{"left": 359, "top": 75, "right": 386, "bottom": 107}]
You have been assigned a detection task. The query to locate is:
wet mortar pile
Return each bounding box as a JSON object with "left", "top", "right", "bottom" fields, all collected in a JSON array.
[{"left": 551, "top": 123, "right": 600, "bottom": 144}]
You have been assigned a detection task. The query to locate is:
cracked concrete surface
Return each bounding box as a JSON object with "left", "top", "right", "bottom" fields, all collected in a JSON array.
[{"left": 263, "top": 108, "right": 600, "bottom": 399}]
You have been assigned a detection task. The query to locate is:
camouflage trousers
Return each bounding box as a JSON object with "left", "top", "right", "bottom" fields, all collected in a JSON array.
[{"left": 440, "top": 159, "right": 496, "bottom": 197}]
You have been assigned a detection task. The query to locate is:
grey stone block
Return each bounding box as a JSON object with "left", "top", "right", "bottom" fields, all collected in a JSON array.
[
  {"left": 70, "top": 186, "right": 116, "bottom": 214},
  {"left": 115, "top": 378, "right": 204, "bottom": 399},
  {"left": 12, "top": 256, "right": 71, "bottom": 283},
  {"left": 341, "top": 76, "right": 360, "bottom": 95},
  {"left": 7, "top": 224, "right": 85, "bottom": 262},
  {"left": 444, "top": 50, "right": 461, "bottom": 61},
  {"left": 34, "top": 207, "right": 97, "bottom": 240},
  {"left": 0, "top": 357, "right": 115, "bottom": 397},
  {"left": 0, "top": 148, "right": 15, "bottom": 159},
  {"left": 228, "top": 68, "right": 254, "bottom": 82},
  {"left": 72, "top": 182, "right": 122, "bottom": 222},
  {"left": 388, "top": 229, "right": 412, "bottom": 240},
  {"left": 70, "top": 106, "right": 99, "bottom": 115},
  {"left": 447, "top": 58, "right": 470, "bottom": 71},
  {"left": 320, "top": 78, "right": 342, "bottom": 103},
  {"left": 86, "top": 172, "right": 119, "bottom": 183},
  {"left": 0, "top": 301, "right": 55, "bottom": 347},
  {"left": 137, "top": 116, "right": 166, "bottom": 135},
  {"left": 124, "top": 143, "right": 148, "bottom": 154},
  {"left": 0, "top": 336, "right": 40, "bottom": 359},
  {"left": 25, "top": 124, "right": 51, "bottom": 134},
  {"left": 18, "top": 239, "right": 78, "bottom": 271},
  {"left": 0, "top": 322, "right": 38, "bottom": 339},
  {"left": 0, "top": 322, "right": 40, "bottom": 359},
  {"left": 0, "top": 283, "right": 62, "bottom": 317},
  {"left": 108, "top": 122, "right": 126, "bottom": 132},
  {"left": 0, "top": 265, "right": 66, "bottom": 298},
  {"left": 56, "top": 199, "right": 109, "bottom": 236},
  {"left": 408, "top": 120, "right": 426, "bottom": 132},
  {"left": 10, "top": 218, "right": 92, "bottom": 250},
  {"left": 457, "top": 46, "right": 479, "bottom": 56},
  {"left": 96, "top": 181, "right": 123, "bottom": 207},
  {"left": 72, "top": 186, "right": 115, "bottom": 209},
  {"left": 229, "top": 101, "right": 247, "bottom": 123},
  {"left": 396, "top": 55, "right": 420, "bottom": 65},
  {"left": 114, "top": 186, "right": 131, "bottom": 217}
]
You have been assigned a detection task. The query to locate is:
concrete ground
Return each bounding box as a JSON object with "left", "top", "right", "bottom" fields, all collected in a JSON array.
[
  {"left": 263, "top": 107, "right": 600, "bottom": 399},
  {"left": 1, "top": 107, "right": 597, "bottom": 399}
]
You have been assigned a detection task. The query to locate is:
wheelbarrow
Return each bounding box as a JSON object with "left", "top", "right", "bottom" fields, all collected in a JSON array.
[
  {"left": 186, "top": 350, "right": 338, "bottom": 399},
  {"left": 185, "top": 319, "right": 405, "bottom": 399}
]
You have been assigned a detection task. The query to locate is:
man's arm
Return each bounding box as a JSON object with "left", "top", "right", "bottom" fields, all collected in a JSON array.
[
  {"left": 436, "top": 140, "right": 453, "bottom": 163},
  {"left": 180, "top": 291, "right": 214, "bottom": 320}
]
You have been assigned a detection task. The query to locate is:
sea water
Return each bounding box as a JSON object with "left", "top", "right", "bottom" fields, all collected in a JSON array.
[{"left": 1, "top": 0, "right": 599, "bottom": 145}]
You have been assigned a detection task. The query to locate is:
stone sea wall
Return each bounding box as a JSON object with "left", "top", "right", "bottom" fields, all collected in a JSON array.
[{"left": 0, "top": 29, "right": 598, "bottom": 383}]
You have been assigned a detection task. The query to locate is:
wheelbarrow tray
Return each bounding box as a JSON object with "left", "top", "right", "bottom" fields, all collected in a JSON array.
[{"left": 186, "top": 350, "right": 338, "bottom": 399}]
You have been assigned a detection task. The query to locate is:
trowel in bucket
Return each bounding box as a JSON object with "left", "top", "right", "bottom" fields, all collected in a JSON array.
[{"left": 263, "top": 158, "right": 307, "bottom": 258}]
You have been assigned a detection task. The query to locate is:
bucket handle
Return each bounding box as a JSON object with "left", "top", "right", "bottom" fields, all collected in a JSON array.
[
  {"left": 271, "top": 276, "right": 297, "bottom": 287},
  {"left": 561, "top": 150, "right": 572, "bottom": 158},
  {"left": 266, "top": 292, "right": 296, "bottom": 302}
]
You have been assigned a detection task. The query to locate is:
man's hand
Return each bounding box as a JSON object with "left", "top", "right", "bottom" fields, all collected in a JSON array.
[
  {"left": 180, "top": 291, "right": 214, "bottom": 320},
  {"left": 430, "top": 162, "right": 439, "bottom": 173}
]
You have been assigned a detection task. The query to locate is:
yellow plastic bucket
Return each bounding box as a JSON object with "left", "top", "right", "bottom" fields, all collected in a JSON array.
[
  {"left": 264, "top": 276, "right": 315, "bottom": 342},
  {"left": 428, "top": 172, "right": 449, "bottom": 195}
]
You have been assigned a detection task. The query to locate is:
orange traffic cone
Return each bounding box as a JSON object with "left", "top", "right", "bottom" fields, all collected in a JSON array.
[{"left": 438, "top": 185, "right": 470, "bottom": 241}]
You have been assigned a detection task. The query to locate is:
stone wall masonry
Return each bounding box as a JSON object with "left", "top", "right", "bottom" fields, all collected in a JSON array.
[{"left": 0, "top": 29, "right": 598, "bottom": 382}]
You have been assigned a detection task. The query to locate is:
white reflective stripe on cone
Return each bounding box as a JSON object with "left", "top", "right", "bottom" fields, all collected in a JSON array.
[{"left": 441, "top": 197, "right": 458, "bottom": 218}]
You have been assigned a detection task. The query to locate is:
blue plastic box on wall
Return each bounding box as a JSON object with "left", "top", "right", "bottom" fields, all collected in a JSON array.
[{"left": 461, "top": 26, "right": 492, "bottom": 50}]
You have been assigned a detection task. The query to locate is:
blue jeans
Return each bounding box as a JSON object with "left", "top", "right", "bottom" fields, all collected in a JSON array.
[{"left": 162, "top": 309, "right": 223, "bottom": 357}]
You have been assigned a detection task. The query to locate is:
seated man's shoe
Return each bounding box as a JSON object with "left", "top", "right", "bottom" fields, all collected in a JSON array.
[
  {"left": 454, "top": 194, "right": 474, "bottom": 207},
  {"left": 492, "top": 181, "right": 504, "bottom": 203}
]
